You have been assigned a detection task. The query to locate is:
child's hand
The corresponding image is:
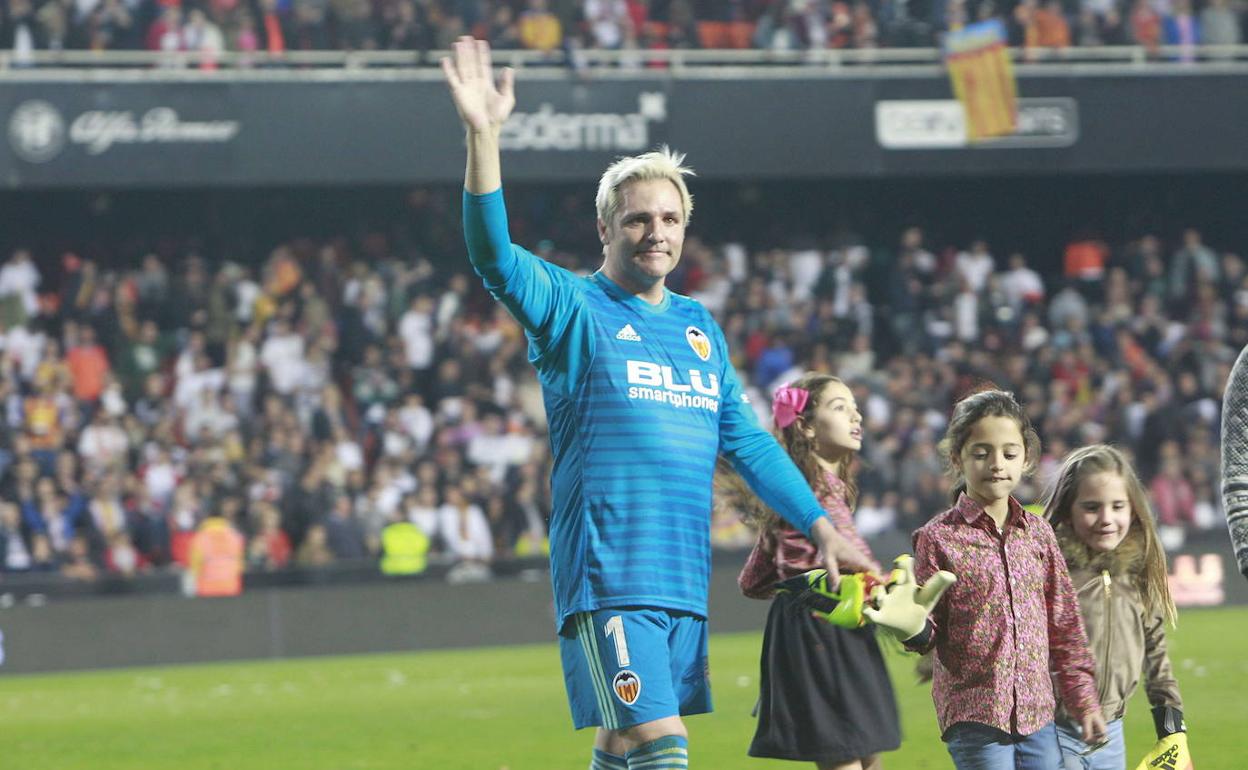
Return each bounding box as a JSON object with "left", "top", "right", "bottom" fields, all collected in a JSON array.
[
  {"left": 1082, "top": 710, "right": 1108, "bottom": 748},
  {"left": 808, "top": 517, "right": 844, "bottom": 586},
  {"left": 775, "top": 569, "right": 875, "bottom": 629}
]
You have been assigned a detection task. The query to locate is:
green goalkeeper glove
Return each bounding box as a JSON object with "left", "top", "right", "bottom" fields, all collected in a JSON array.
[
  {"left": 774, "top": 570, "right": 882, "bottom": 629},
  {"left": 862, "top": 554, "right": 956, "bottom": 643}
]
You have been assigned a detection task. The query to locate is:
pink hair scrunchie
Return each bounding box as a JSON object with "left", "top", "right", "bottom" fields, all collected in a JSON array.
[{"left": 772, "top": 385, "right": 810, "bottom": 429}]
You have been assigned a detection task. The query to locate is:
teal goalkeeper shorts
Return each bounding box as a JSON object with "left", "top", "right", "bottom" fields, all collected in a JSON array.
[{"left": 558, "top": 607, "right": 712, "bottom": 730}]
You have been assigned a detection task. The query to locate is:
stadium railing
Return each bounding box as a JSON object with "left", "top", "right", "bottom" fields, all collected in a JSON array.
[{"left": 1, "top": 45, "right": 1247, "bottom": 77}]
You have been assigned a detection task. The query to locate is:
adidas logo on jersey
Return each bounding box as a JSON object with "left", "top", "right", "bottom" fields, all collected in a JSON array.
[{"left": 615, "top": 324, "right": 642, "bottom": 342}]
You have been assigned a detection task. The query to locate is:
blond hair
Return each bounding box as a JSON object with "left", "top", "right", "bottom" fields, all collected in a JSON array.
[
  {"left": 595, "top": 146, "right": 694, "bottom": 230},
  {"left": 1042, "top": 444, "right": 1178, "bottom": 627}
]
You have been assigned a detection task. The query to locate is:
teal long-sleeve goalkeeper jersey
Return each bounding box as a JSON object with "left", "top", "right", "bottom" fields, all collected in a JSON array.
[{"left": 464, "top": 188, "right": 827, "bottom": 632}]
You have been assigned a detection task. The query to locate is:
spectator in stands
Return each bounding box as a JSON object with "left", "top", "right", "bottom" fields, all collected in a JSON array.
[
  {"left": 292, "top": 0, "right": 332, "bottom": 49},
  {"left": 61, "top": 533, "right": 100, "bottom": 581},
  {"left": 1163, "top": 0, "right": 1201, "bottom": 61},
  {"left": 83, "top": 0, "right": 137, "bottom": 50},
  {"left": 259, "top": 317, "right": 305, "bottom": 396},
  {"left": 146, "top": 4, "right": 184, "bottom": 51},
  {"left": 0, "top": 500, "right": 33, "bottom": 572},
  {"left": 104, "top": 529, "right": 145, "bottom": 576},
  {"left": 1201, "top": 0, "right": 1241, "bottom": 48},
  {"left": 247, "top": 500, "right": 292, "bottom": 569},
  {"left": 1029, "top": 0, "right": 1072, "bottom": 51},
  {"left": 256, "top": 0, "right": 291, "bottom": 53},
  {"left": 77, "top": 410, "right": 128, "bottom": 474},
  {"left": 1151, "top": 440, "right": 1196, "bottom": 527},
  {"left": 1170, "top": 228, "right": 1219, "bottom": 304},
  {"left": 384, "top": 0, "right": 433, "bottom": 51},
  {"left": 324, "top": 492, "right": 369, "bottom": 559},
  {"left": 437, "top": 478, "right": 492, "bottom": 566},
  {"left": 295, "top": 521, "right": 334, "bottom": 566},
  {"left": 330, "top": 0, "right": 376, "bottom": 49},
  {"left": 66, "top": 324, "right": 111, "bottom": 406},
  {"left": 1130, "top": 0, "right": 1162, "bottom": 54},
  {"left": 380, "top": 507, "right": 429, "bottom": 575},
  {"left": 519, "top": 0, "right": 562, "bottom": 52},
  {"left": 1000, "top": 252, "right": 1046, "bottom": 311},
  {"left": 188, "top": 509, "right": 245, "bottom": 595},
  {"left": 0, "top": 0, "right": 49, "bottom": 65},
  {"left": 0, "top": 249, "right": 40, "bottom": 322},
  {"left": 954, "top": 239, "right": 996, "bottom": 294},
  {"left": 20, "top": 471, "right": 84, "bottom": 556},
  {"left": 483, "top": 2, "right": 521, "bottom": 48},
  {"left": 184, "top": 7, "right": 225, "bottom": 67},
  {"left": 584, "top": 0, "right": 631, "bottom": 48}
]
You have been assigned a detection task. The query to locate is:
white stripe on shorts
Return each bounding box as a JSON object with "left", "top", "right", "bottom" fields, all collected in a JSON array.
[{"left": 576, "top": 612, "right": 619, "bottom": 730}]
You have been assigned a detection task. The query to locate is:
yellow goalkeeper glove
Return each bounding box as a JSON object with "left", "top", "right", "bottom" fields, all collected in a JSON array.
[
  {"left": 1136, "top": 706, "right": 1191, "bottom": 770},
  {"left": 1134, "top": 732, "right": 1192, "bottom": 770}
]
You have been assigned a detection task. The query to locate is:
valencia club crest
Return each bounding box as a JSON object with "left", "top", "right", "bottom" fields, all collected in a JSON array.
[
  {"left": 685, "top": 326, "right": 711, "bottom": 362},
  {"left": 612, "top": 670, "right": 642, "bottom": 705}
]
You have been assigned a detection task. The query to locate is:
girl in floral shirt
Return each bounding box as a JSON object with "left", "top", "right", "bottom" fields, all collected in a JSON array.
[
  {"left": 911, "top": 388, "right": 1107, "bottom": 769},
  {"left": 734, "top": 373, "right": 893, "bottom": 769}
]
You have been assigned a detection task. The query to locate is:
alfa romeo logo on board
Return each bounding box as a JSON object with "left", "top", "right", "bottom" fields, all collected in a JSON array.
[{"left": 8, "top": 100, "right": 66, "bottom": 163}]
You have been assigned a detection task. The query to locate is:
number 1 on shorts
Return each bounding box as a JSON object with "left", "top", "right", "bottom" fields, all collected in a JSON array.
[{"left": 604, "top": 615, "right": 630, "bottom": 666}]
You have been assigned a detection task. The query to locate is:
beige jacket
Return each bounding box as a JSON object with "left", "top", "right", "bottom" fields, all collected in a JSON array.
[{"left": 1055, "top": 531, "right": 1183, "bottom": 725}]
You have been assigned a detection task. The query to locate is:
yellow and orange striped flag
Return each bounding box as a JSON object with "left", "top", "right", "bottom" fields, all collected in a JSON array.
[{"left": 944, "top": 20, "right": 1018, "bottom": 142}]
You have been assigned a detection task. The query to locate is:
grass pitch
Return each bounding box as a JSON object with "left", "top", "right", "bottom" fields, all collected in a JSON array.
[{"left": 2, "top": 606, "right": 1244, "bottom": 769}]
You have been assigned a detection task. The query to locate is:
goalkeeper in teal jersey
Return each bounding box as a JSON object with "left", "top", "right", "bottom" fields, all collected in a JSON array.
[{"left": 442, "top": 37, "right": 876, "bottom": 770}]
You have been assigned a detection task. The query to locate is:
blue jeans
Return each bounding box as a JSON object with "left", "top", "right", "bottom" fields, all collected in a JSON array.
[
  {"left": 945, "top": 721, "right": 1063, "bottom": 770},
  {"left": 1056, "top": 719, "right": 1126, "bottom": 770}
]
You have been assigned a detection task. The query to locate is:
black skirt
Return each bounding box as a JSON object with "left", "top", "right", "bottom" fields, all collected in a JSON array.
[{"left": 749, "top": 591, "right": 902, "bottom": 763}]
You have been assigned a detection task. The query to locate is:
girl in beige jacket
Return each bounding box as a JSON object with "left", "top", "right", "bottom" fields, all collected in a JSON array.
[{"left": 1044, "top": 444, "right": 1190, "bottom": 770}]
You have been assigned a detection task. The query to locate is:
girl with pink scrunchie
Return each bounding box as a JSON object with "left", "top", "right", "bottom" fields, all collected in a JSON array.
[{"left": 729, "top": 372, "right": 901, "bottom": 770}]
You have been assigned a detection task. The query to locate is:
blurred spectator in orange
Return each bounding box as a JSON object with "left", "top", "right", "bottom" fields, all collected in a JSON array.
[
  {"left": 188, "top": 510, "right": 245, "bottom": 596},
  {"left": 66, "top": 324, "right": 111, "bottom": 405}
]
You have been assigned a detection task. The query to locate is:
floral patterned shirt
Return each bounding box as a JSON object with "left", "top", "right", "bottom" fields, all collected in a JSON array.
[
  {"left": 738, "top": 472, "right": 882, "bottom": 599},
  {"left": 912, "top": 493, "right": 1100, "bottom": 737}
]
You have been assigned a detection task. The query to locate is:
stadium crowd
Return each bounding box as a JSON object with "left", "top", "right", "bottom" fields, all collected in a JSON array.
[
  {"left": 0, "top": 0, "right": 1244, "bottom": 64},
  {"left": 0, "top": 185, "right": 1238, "bottom": 583}
]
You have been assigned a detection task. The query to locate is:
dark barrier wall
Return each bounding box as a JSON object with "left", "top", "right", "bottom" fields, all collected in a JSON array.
[
  {"left": 0, "top": 561, "right": 762, "bottom": 675},
  {"left": 0, "top": 531, "right": 1241, "bottom": 675},
  {"left": 0, "top": 71, "right": 1245, "bottom": 188}
]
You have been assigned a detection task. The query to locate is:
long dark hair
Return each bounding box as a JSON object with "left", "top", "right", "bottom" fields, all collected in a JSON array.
[
  {"left": 718, "top": 372, "right": 858, "bottom": 532},
  {"left": 938, "top": 387, "right": 1040, "bottom": 504}
]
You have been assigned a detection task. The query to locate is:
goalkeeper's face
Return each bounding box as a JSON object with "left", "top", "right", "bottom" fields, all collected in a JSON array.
[{"left": 598, "top": 178, "right": 686, "bottom": 294}]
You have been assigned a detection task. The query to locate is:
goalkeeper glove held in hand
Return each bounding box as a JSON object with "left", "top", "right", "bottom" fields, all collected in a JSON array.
[{"left": 773, "top": 569, "right": 881, "bottom": 629}]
